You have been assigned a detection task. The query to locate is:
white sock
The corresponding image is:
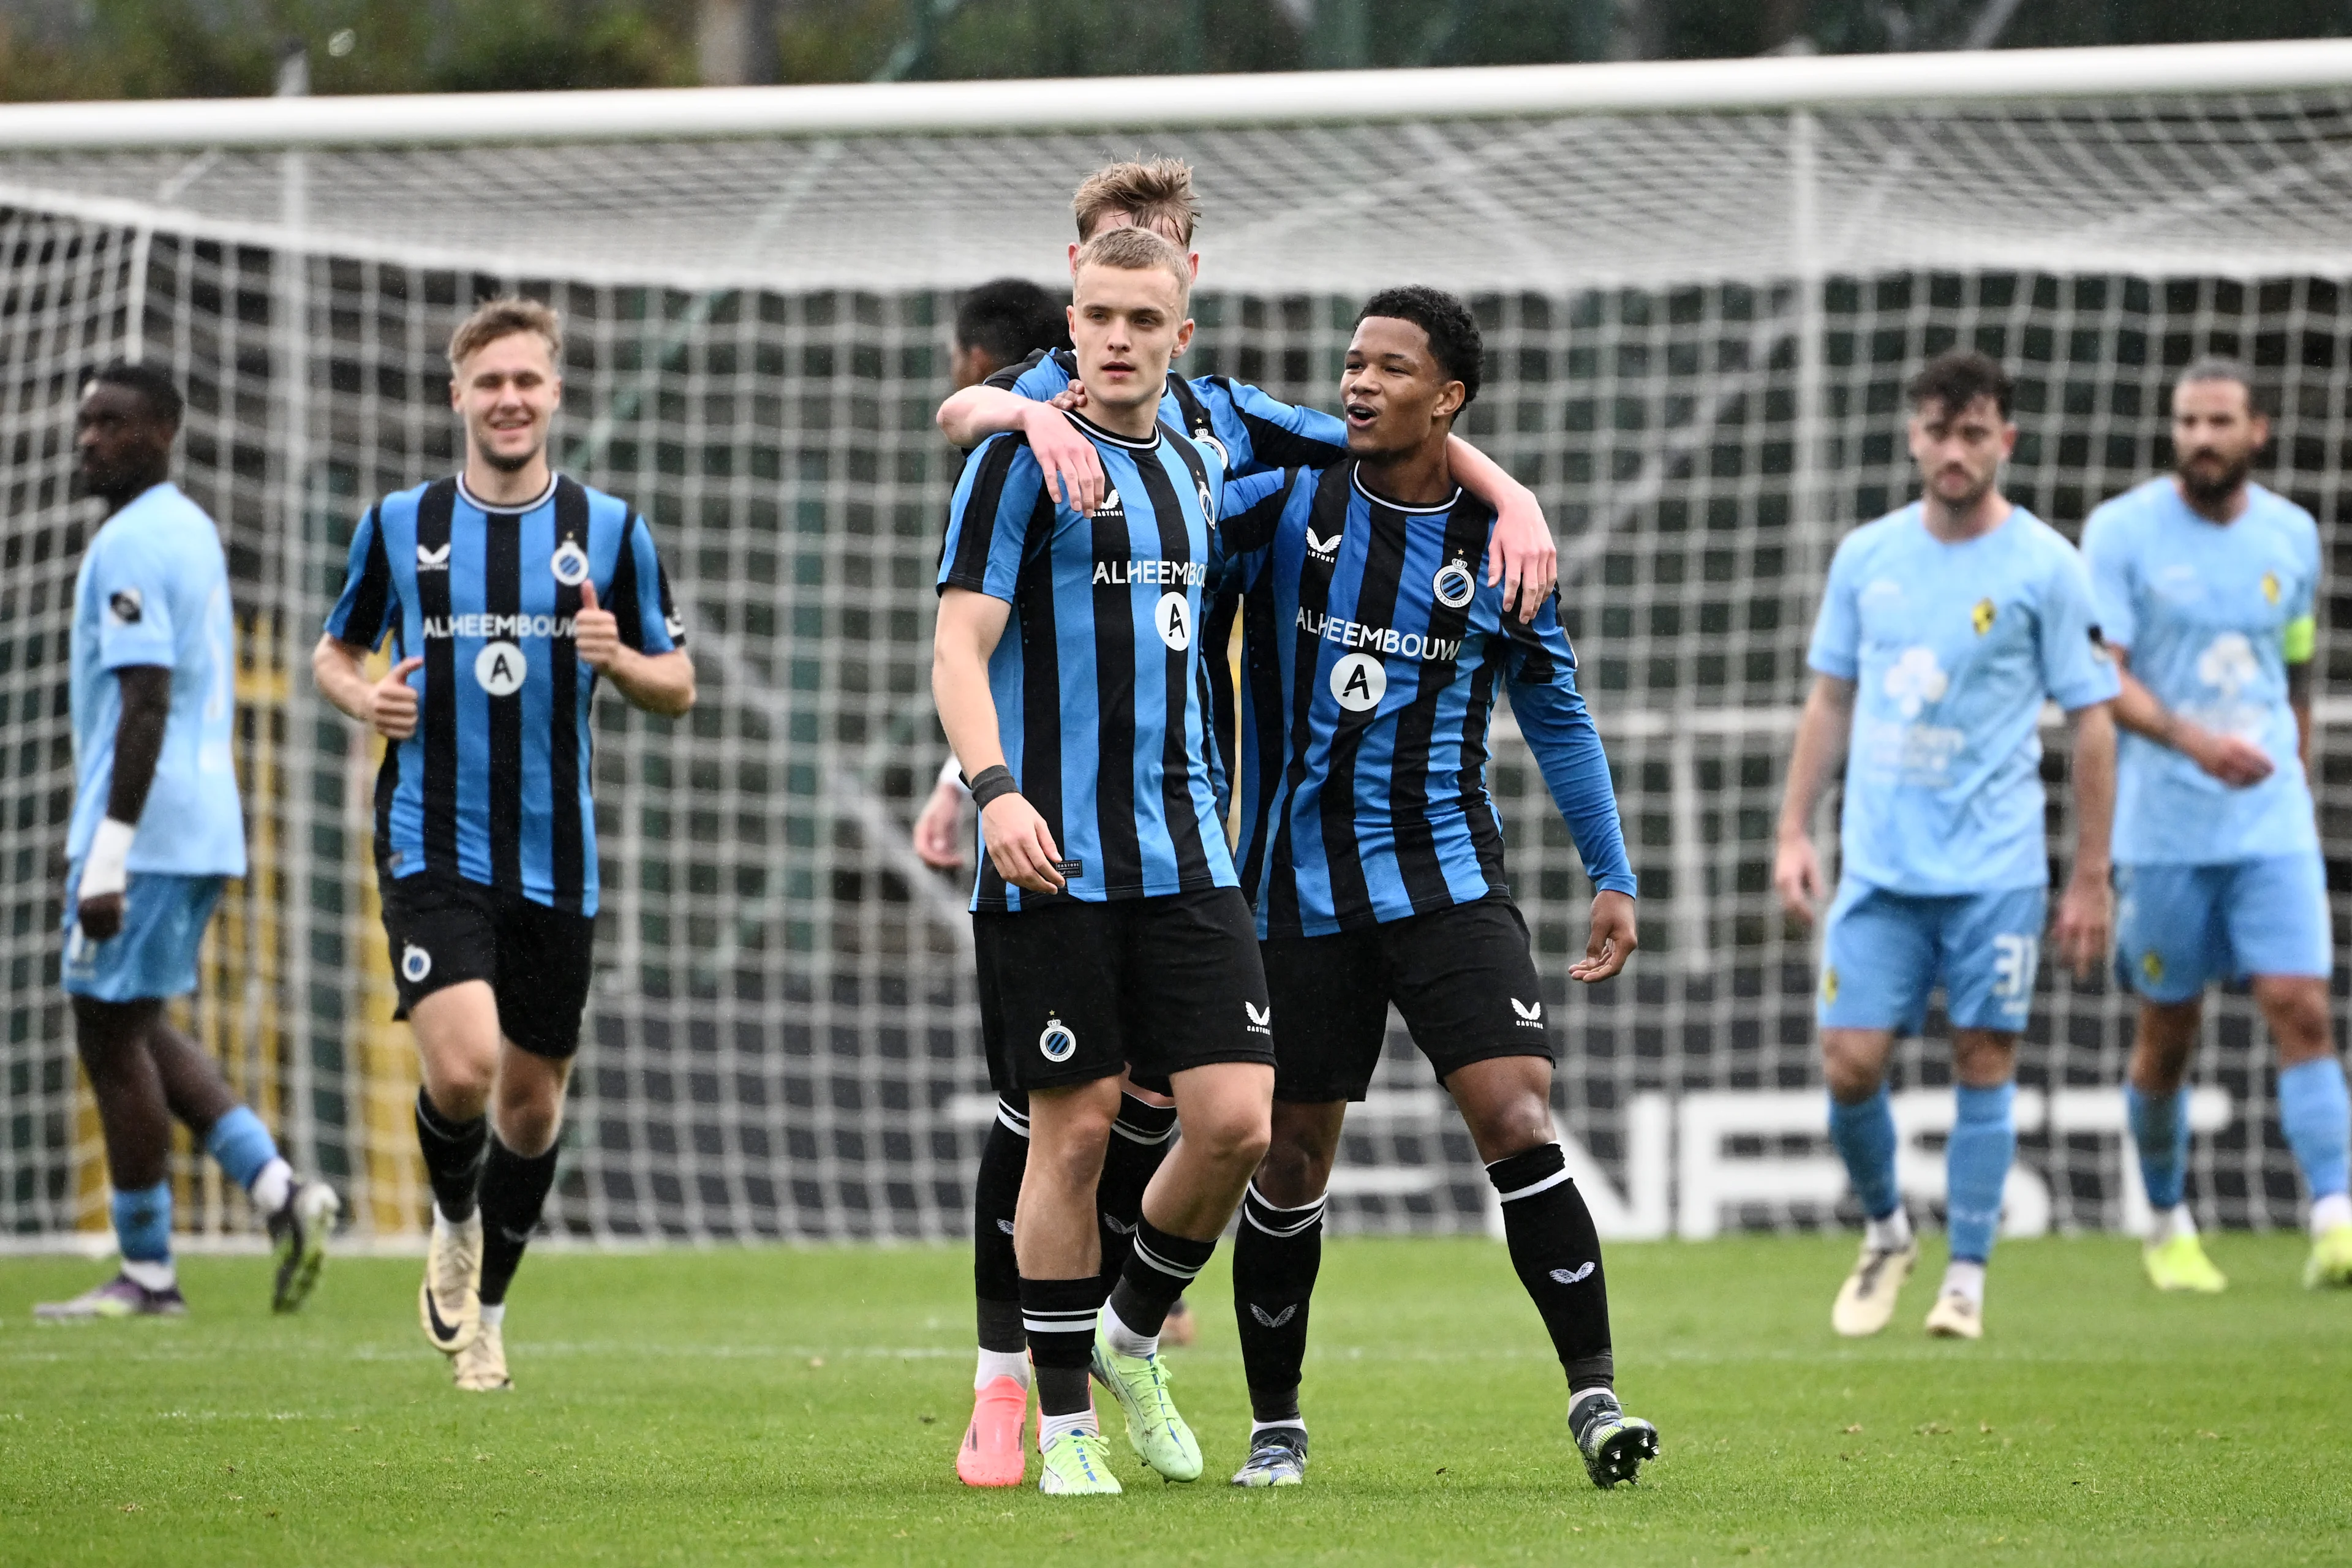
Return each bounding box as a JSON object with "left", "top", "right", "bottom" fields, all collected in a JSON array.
[
  {"left": 249, "top": 1158, "right": 294, "bottom": 1216},
  {"left": 1568, "top": 1385, "right": 1617, "bottom": 1420},
  {"left": 1865, "top": 1208, "right": 1913, "bottom": 1253},
  {"left": 974, "top": 1349, "right": 1030, "bottom": 1391},
  {"left": 1940, "top": 1260, "right": 1986, "bottom": 1307},
  {"left": 1101, "top": 1300, "right": 1156, "bottom": 1361},
  {"left": 1038, "top": 1407, "right": 1098, "bottom": 1450},
  {"left": 2310, "top": 1193, "right": 2352, "bottom": 1236},
  {"left": 121, "top": 1257, "right": 176, "bottom": 1291},
  {"left": 1251, "top": 1417, "right": 1307, "bottom": 1437},
  {"left": 432, "top": 1204, "right": 472, "bottom": 1239},
  {"left": 2150, "top": 1204, "right": 2198, "bottom": 1245},
  {"left": 479, "top": 1302, "right": 506, "bottom": 1328}
]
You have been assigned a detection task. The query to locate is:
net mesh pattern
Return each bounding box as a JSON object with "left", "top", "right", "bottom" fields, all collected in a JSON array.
[{"left": 2, "top": 88, "right": 2348, "bottom": 1243}]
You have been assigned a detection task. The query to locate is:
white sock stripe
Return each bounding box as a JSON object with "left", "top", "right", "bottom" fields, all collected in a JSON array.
[
  {"left": 1495, "top": 1164, "right": 1574, "bottom": 1204},
  {"left": 1245, "top": 1181, "right": 1327, "bottom": 1219},
  {"left": 1129, "top": 1234, "right": 1207, "bottom": 1281},
  {"left": 1110, "top": 1117, "right": 1177, "bottom": 1145},
  {"left": 1243, "top": 1207, "right": 1322, "bottom": 1238},
  {"left": 995, "top": 1099, "right": 1031, "bottom": 1136},
  {"left": 1021, "top": 1314, "right": 1099, "bottom": 1334}
]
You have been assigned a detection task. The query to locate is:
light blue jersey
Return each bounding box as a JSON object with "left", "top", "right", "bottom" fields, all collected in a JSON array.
[
  {"left": 2080, "top": 478, "right": 2320, "bottom": 865},
  {"left": 1807, "top": 503, "right": 2119, "bottom": 895},
  {"left": 68, "top": 483, "right": 246, "bottom": 878}
]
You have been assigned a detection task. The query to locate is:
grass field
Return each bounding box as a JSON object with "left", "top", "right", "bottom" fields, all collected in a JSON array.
[{"left": 3, "top": 1233, "right": 2347, "bottom": 1566}]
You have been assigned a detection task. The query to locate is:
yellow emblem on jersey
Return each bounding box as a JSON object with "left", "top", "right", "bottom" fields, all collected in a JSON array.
[
  {"left": 2141, "top": 951, "right": 2166, "bottom": 983},
  {"left": 2262, "top": 571, "right": 2281, "bottom": 605},
  {"left": 1972, "top": 598, "right": 1997, "bottom": 636},
  {"left": 1822, "top": 966, "right": 1839, "bottom": 1004}
]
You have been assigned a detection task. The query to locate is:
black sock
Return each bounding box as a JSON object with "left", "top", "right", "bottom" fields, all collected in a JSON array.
[
  {"left": 477, "top": 1135, "right": 560, "bottom": 1308},
  {"left": 1095, "top": 1095, "right": 1178, "bottom": 1295},
  {"left": 1232, "top": 1181, "right": 1324, "bottom": 1426},
  {"left": 1487, "top": 1144, "right": 1613, "bottom": 1392},
  {"left": 1107, "top": 1216, "right": 1218, "bottom": 1341},
  {"left": 414, "top": 1087, "right": 488, "bottom": 1224},
  {"left": 973, "top": 1100, "right": 1028, "bottom": 1353},
  {"left": 1020, "top": 1274, "right": 1101, "bottom": 1419}
]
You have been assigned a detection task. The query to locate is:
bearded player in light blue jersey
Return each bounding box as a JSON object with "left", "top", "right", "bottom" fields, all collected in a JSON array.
[
  {"left": 2081, "top": 357, "right": 2348, "bottom": 1293},
  {"left": 1776, "top": 352, "right": 2119, "bottom": 1341}
]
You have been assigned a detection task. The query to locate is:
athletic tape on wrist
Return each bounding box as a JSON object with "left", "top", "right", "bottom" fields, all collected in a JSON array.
[
  {"left": 965, "top": 764, "right": 1018, "bottom": 811},
  {"left": 80, "top": 818, "right": 137, "bottom": 899}
]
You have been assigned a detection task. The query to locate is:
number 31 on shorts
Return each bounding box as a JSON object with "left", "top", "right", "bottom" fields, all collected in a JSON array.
[{"left": 1991, "top": 932, "right": 2039, "bottom": 1005}]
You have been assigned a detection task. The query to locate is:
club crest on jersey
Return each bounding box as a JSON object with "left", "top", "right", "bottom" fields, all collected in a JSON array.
[
  {"left": 1306, "top": 526, "right": 1343, "bottom": 561},
  {"left": 1971, "top": 598, "right": 1997, "bottom": 636},
  {"left": 665, "top": 611, "right": 687, "bottom": 641},
  {"left": 106, "top": 588, "right": 143, "bottom": 625},
  {"left": 1038, "top": 1016, "right": 1077, "bottom": 1063},
  {"left": 1433, "top": 557, "right": 1477, "bottom": 609},
  {"left": 1193, "top": 431, "right": 1229, "bottom": 470},
  {"left": 416, "top": 541, "right": 451, "bottom": 572},
  {"left": 2263, "top": 571, "right": 2282, "bottom": 604},
  {"left": 475, "top": 639, "right": 527, "bottom": 696},
  {"left": 1821, "top": 966, "right": 1839, "bottom": 1003},
  {"left": 1330, "top": 652, "right": 1385, "bottom": 712},
  {"left": 1091, "top": 487, "right": 1122, "bottom": 519},
  {"left": 550, "top": 540, "right": 590, "bottom": 586},
  {"left": 1197, "top": 478, "right": 1215, "bottom": 521},
  {"left": 1155, "top": 592, "right": 1193, "bottom": 652},
  {"left": 401, "top": 943, "right": 432, "bottom": 983}
]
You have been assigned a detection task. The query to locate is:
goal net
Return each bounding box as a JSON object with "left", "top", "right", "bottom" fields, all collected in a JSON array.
[{"left": 1, "top": 41, "right": 2346, "bottom": 1246}]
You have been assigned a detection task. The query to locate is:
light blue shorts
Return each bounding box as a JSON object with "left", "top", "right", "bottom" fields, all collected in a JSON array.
[
  {"left": 61, "top": 864, "right": 225, "bottom": 1003},
  {"left": 1819, "top": 878, "right": 2048, "bottom": 1035},
  {"left": 2115, "top": 852, "right": 2332, "bottom": 1005}
]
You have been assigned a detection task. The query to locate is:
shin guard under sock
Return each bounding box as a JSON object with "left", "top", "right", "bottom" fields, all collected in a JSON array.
[
  {"left": 1232, "top": 1182, "right": 1325, "bottom": 1425},
  {"left": 1488, "top": 1144, "right": 1613, "bottom": 1392},
  {"left": 414, "top": 1088, "right": 489, "bottom": 1224},
  {"left": 477, "top": 1135, "right": 560, "bottom": 1307},
  {"left": 1020, "top": 1274, "right": 1100, "bottom": 1424},
  {"left": 973, "top": 1101, "right": 1028, "bottom": 1352}
]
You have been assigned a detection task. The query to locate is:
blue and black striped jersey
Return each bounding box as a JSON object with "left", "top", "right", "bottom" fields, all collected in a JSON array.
[
  {"left": 1212, "top": 462, "right": 1636, "bottom": 939},
  {"left": 938, "top": 412, "right": 1232, "bottom": 913},
  {"left": 988, "top": 348, "right": 1348, "bottom": 480},
  {"left": 324, "top": 474, "right": 684, "bottom": 916}
]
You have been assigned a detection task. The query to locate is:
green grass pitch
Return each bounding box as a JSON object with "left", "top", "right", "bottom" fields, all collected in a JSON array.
[{"left": 3, "top": 1233, "right": 2347, "bottom": 1566}]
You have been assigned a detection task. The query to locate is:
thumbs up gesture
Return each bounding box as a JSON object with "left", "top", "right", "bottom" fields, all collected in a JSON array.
[
  {"left": 369, "top": 655, "right": 425, "bottom": 740},
  {"left": 574, "top": 578, "right": 621, "bottom": 672}
]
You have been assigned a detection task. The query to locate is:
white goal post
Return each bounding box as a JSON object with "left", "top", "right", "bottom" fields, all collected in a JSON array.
[{"left": 0, "top": 40, "right": 2346, "bottom": 1246}]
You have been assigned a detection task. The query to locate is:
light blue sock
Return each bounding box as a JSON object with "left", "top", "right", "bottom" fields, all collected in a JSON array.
[
  {"left": 111, "top": 1181, "right": 173, "bottom": 1265},
  {"left": 203, "top": 1104, "right": 281, "bottom": 1192},
  {"left": 2278, "top": 1058, "right": 2351, "bottom": 1201},
  {"left": 2124, "top": 1083, "right": 2190, "bottom": 1211},
  {"left": 1945, "top": 1083, "right": 2016, "bottom": 1265},
  {"left": 1828, "top": 1087, "right": 1901, "bottom": 1221}
]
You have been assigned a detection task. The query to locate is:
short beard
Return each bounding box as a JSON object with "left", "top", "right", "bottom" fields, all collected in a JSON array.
[
  {"left": 2177, "top": 452, "right": 2251, "bottom": 509},
  {"left": 1931, "top": 472, "right": 1995, "bottom": 516},
  {"left": 478, "top": 440, "right": 540, "bottom": 475}
]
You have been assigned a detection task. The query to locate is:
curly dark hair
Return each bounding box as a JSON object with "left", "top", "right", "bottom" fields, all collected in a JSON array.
[
  {"left": 1907, "top": 350, "right": 2011, "bottom": 420},
  {"left": 88, "top": 361, "right": 183, "bottom": 430},
  {"left": 1357, "top": 285, "right": 1482, "bottom": 410}
]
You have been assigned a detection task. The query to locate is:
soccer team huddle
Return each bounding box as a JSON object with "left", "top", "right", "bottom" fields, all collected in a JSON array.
[{"left": 42, "top": 157, "right": 2349, "bottom": 1500}]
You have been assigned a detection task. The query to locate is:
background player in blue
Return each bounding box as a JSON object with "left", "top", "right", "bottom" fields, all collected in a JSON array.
[
  {"left": 1774, "top": 352, "right": 2119, "bottom": 1341},
  {"left": 1208, "top": 287, "right": 1657, "bottom": 1491},
  {"left": 932, "top": 225, "right": 1275, "bottom": 1496},
  {"left": 933, "top": 157, "right": 1563, "bottom": 619},
  {"left": 312, "top": 298, "right": 695, "bottom": 1392},
  {"left": 2082, "top": 357, "right": 2348, "bottom": 1293},
  {"left": 37, "top": 364, "right": 339, "bottom": 1322}
]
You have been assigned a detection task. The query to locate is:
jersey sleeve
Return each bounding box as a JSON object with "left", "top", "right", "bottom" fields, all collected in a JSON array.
[
  {"left": 1212, "top": 467, "right": 1299, "bottom": 595},
  {"left": 2284, "top": 508, "right": 2321, "bottom": 664},
  {"left": 2078, "top": 502, "right": 2137, "bottom": 652},
  {"left": 986, "top": 348, "right": 1073, "bottom": 401},
  {"left": 1804, "top": 532, "right": 1864, "bottom": 682},
  {"left": 1499, "top": 595, "right": 1638, "bottom": 897},
  {"left": 938, "top": 434, "right": 1047, "bottom": 603},
  {"left": 1198, "top": 377, "right": 1348, "bottom": 478},
  {"left": 2039, "top": 545, "right": 2123, "bottom": 711},
  {"left": 323, "top": 505, "right": 396, "bottom": 651},
  {"left": 88, "top": 530, "right": 178, "bottom": 671},
  {"left": 612, "top": 515, "right": 684, "bottom": 655}
]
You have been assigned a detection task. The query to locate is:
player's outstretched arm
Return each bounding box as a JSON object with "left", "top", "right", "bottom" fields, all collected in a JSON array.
[
  {"left": 573, "top": 581, "right": 695, "bottom": 715},
  {"left": 932, "top": 587, "right": 1064, "bottom": 895},
  {"left": 2054, "top": 699, "right": 2117, "bottom": 979},
  {"left": 2106, "top": 646, "right": 2273, "bottom": 788},
  {"left": 935, "top": 384, "right": 1103, "bottom": 516},
  {"left": 1773, "top": 675, "right": 1855, "bottom": 926},
  {"left": 76, "top": 665, "right": 170, "bottom": 942},
  {"left": 1447, "top": 437, "right": 1556, "bottom": 621}
]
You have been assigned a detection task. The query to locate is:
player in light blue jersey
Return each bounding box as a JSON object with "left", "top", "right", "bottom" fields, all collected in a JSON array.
[
  {"left": 1776, "top": 352, "right": 2119, "bottom": 1341},
  {"left": 2082, "top": 357, "right": 2348, "bottom": 1292},
  {"left": 34, "top": 365, "right": 337, "bottom": 1324}
]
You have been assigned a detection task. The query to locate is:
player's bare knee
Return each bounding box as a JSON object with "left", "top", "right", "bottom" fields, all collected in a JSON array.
[
  {"left": 1951, "top": 1030, "right": 2016, "bottom": 1088},
  {"left": 1820, "top": 1045, "right": 1884, "bottom": 1105},
  {"left": 2258, "top": 979, "right": 2336, "bottom": 1066},
  {"left": 1463, "top": 1094, "right": 1554, "bottom": 1165},
  {"left": 1257, "top": 1102, "right": 1343, "bottom": 1204}
]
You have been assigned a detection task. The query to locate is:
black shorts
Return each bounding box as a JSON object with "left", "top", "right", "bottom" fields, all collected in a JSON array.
[
  {"left": 973, "top": 886, "right": 1275, "bottom": 1093},
  {"left": 380, "top": 869, "right": 597, "bottom": 1060},
  {"left": 1259, "top": 895, "right": 1553, "bottom": 1103}
]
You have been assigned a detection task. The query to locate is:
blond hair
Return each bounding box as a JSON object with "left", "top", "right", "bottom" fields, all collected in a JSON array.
[
  {"left": 1071, "top": 159, "right": 1199, "bottom": 247},
  {"left": 448, "top": 296, "right": 562, "bottom": 372},
  {"left": 1072, "top": 225, "right": 1191, "bottom": 307}
]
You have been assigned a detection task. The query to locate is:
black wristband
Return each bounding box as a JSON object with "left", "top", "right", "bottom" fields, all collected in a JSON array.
[{"left": 965, "top": 764, "right": 1018, "bottom": 810}]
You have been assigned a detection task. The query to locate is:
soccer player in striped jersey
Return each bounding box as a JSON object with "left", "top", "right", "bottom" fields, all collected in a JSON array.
[
  {"left": 36, "top": 364, "right": 338, "bottom": 1323},
  {"left": 1776, "top": 352, "right": 2117, "bottom": 1342},
  {"left": 312, "top": 298, "right": 695, "bottom": 1392},
  {"left": 2081, "top": 358, "right": 2348, "bottom": 1292},
  {"left": 1207, "top": 287, "right": 1656, "bottom": 1490},
  {"left": 933, "top": 225, "right": 1275, "bottom": 1496}
]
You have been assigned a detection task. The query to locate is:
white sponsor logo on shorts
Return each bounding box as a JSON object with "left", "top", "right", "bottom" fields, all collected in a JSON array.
[
  {"left": 401, "top": 943, "right": 432, "bottom": 983},
  {"left": 1038, "top": 1015, "right": 1077, "bottom": 1063},
  {"left": 1512, "top": 997, "right": 1545, "bottom": 1029},
  {"left": 1245, "top": 1000, "right": 1273, "bottom": 1037}
]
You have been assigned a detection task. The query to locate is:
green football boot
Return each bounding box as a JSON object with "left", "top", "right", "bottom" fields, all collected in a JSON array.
[
  {"left": 1091, "top": 1324, "right": 1203, "bottom": 1482},
  {"left": 2143, "top": 1232, "right": 2226, "bottom": 1294},
  {"left": 1037, "top": 1429, "right": 1123, "bottom": 1496},
  {"left": 1570, "top": 1391, "right": 1659, "bottom": 1489},
  {"left": 2304, "top": 1223, "right": 2352, "bottom": 1289}
]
